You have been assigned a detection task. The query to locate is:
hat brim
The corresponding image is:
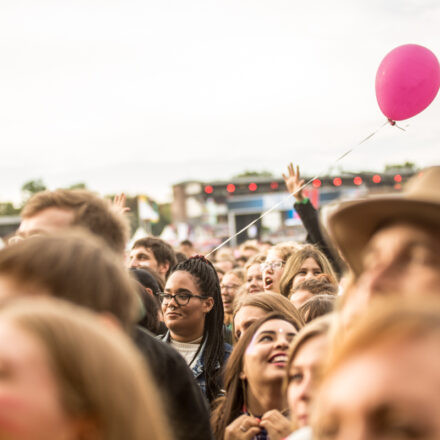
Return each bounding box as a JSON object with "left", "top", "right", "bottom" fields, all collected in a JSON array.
[{"left": 328, "top": 197, "right": 440, "bottom": 276}]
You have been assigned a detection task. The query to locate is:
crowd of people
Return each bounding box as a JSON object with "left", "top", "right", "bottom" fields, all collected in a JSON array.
[{"left": 0, "top": 162, "right": 438, "bottom": 440}]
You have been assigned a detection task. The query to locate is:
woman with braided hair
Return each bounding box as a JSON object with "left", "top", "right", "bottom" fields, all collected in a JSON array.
[{"left": 159, "top": 255, "right": 232, "bottom": 403}]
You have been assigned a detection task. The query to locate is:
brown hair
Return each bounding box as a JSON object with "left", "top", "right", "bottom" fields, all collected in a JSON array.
[
  {"left": 280, "top": 245, "right": 338, "bottom": 297},
  {"left": 211, "top": 312, "right": 300, "bottom": 440},
  {"left": 270, "top": 242, "right": 301, "bottom": 263},
  {"left": 223, "top": 268, "right": 246, "bottom": 284},
  {"left": 132, "top": 237, "right": 177, "bottom": 278},
  {"left": 298, "top": 295, "right": 336, "bottom": 323},
  {"left": 244, "top": 253, "right": 266, "bottom": 272},
  {"left": 290, "top": 276, "right": 337, "bottom": 298},
  {"left": 0, "top": 230, "right": 139, "bottom": 329},
  {"left": 21, "top": 189, "right": 129, "bottom": 255},
  {"left": 0, "top": 297, "right": 171, "bottom": 440},
  {"left": 233, "top": 292, "right": 304, "bottom": 341}
]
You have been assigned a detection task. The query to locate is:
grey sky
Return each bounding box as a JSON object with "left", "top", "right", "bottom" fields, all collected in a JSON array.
[{"left": 1, "top": 0, "right": 439, "bottom": 203}]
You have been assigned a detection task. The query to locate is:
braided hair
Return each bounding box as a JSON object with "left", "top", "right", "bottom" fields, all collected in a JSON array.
[{"left": 169, "top": 255, "right": 225, "bottom": 403}]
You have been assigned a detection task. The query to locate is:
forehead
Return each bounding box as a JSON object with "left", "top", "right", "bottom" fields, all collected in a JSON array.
[
  {"left": 235, "top": 305, "right": 266, "bottom": 324},
  {"left": 247, "top": 264, "right": 261, "bottom": 275},
  {"left": 18, "top": 208, "right": 75, "bottom": 235},
  {"left": 131, "top": 246, "right": 155, "bottom": 257},
  {"left": 223, "top": 273, "right": 240, "bottom": 284},
  {"left": 255, "top": 319, "right": 296, "bottom": 334},
  {"left": 368, "top": 222, "right": 436, "bottom": 253},
  {"left": 300, "top": 257, "right": 320, "bottom": 268},
  {"left": 266, "top": 249, "right": 283, "bottom": 261},
  {"left": 165, "top": 270, "right": 200, "bottom": 292}
]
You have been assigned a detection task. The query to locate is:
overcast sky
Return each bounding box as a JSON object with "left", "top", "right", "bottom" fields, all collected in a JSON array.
[{"left": 1, "top": 0, "right": 439, "bottom": 203}]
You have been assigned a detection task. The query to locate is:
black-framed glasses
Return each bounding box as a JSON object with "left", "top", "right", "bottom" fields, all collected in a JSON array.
[{"left": 158, "top": 292, "right": 208, "bottom": 306}]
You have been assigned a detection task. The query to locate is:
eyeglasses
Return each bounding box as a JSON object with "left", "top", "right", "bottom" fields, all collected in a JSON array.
[
  {"left": 260, "top": 261, "right": 285, "bottom": 271},
  {"left": 158, "top": 292, "right": 208, "bottom": 306},
  {"left": 220, "top": 284, "right": 241, "bottom": 291}
]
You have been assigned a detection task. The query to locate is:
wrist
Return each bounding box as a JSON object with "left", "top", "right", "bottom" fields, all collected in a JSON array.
[{"left": 296, "top": 197, "right": 309, "bottom": 204}]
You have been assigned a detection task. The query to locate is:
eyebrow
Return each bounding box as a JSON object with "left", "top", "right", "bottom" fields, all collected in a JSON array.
[
  {"left": 163, "top": 288, "right": 193, "bottom": 294},
  {"left": 257, "top": 330, "right": 296, "bottom": 337}
]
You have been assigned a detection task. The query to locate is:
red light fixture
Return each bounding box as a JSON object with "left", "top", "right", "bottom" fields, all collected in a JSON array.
[
  {"left": 354, "top": 176, "right": 363, "bottom": 186},
  {"left": 394, "top": 174, "right": 402, "bottom": 183},
  {"left": 270, "top": 182, "right": 279, "bottom": 190},
  {"left": 204, "top": 185, "right": 213, "bottom": 194},
  {"left": 394, "top": 183, "right": 402, "bottom": 190},
  {"left": 248, "top": 182, "right": 258, "bottom": 192},
  {"left": 226, "top": 184, "right": 236, "bottom": 193},
  {"left": 372, "top": 174, "right": 381, "bottom": 183},
  {"left": 312, "top": 179, "right": 321, "bottom": 188},
  {"left": 333, "top": 177, "right": 342, "bottom": 187}
]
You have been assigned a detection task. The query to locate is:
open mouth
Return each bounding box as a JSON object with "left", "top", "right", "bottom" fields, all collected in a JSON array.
[
  {"left": 264, "top": 277, "right": 273, "bottom": 290},
  {"left": 268, "top": 353, "right": 288, "bottom": 366}
]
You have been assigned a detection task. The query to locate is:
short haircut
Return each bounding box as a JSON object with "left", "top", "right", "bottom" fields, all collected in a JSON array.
[
  {"left": 244, "top": 253, "right": 266, "bottom": 271},
  {"left": 21, "top": 189, "right": 129, "bottom": 255},
  {"left": 0, "top": 229, "right": 139, "bottom": 329},
  {"left": 298, "top": 295, "right": 336, "bottom": 323},
  {"left": 132, "top": 237, "right": 177, "bottom": 278},
  {"left": 290, "top": 276, "right": 338, "bottom": 297}
]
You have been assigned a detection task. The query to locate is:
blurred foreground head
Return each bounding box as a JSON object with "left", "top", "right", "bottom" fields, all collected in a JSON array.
[
  {"left": 16, "top": 189, "right": 129, "bottom": 255},
  {"left": 314, "top": 297, "right": 440, "bottom": 440},
  {"left": 329, "top": 166, "right": 440, "bottom": 306},
  {"left": 0, "top": 230, "right": 139, "bottom": 329},
  {"left": 0, "top": 296, "right": 171, "bottom": 440}
]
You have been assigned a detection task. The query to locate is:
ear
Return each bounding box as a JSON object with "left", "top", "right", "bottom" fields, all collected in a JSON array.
[
  {"left": 202, "top": 297, "right": 214, "bottom": 314},
  {"left": 239, "top": 371, "right": 246, "bottom": 380}
]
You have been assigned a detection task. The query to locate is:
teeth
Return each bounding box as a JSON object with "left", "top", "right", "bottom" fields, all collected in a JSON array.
[{"left": 271, "top": 355, "right": 287, "bottom": 363}]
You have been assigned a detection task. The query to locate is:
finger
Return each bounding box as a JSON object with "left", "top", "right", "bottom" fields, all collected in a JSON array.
[
  {"left": 244, "top": 427, "right": 261, "bottom": 439},
  {"left": 296, "top": 164, "right": 300, "bottom": 177},
  {"left": 282, "top": 173, "right": 288, "bottom": 182},
  {"left": 299, "top": 179, "right": 305, "bottom": 187},
  {"left": 289, "top": 162, "right": 294, "bottom": 176}
]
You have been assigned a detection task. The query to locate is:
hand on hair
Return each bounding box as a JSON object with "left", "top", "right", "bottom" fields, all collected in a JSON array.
[
  {"left": 225, "top": 414, "right": 261, "bottom": 440},
  {"left": 112, "top": 193, "right": 130, "bottom": 215},
  {"left": 282, "top": 163, "right": 305, "bottom": 202},
  {"left": 259, "top": 410, "right": 292, "bottom": 440}
]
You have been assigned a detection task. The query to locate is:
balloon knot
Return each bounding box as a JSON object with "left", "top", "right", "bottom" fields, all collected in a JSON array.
[{"left": 388, "top": 118, "right": 396, "bottom": 126}]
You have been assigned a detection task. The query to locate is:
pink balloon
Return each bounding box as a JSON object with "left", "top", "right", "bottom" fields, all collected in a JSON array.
[{"left": 375, "top": 44, "right": 440, "bottom": 121}]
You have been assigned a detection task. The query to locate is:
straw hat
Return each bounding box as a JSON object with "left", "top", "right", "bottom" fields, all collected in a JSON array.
[{"left": 328, "top": 166, "right": 440, "bottom": 276}]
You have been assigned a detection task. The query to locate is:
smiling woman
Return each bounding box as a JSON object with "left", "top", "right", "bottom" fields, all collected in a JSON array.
[
  {"left": 159, "top": 255, "right": 232, "bottom": 403},
  {"left": 211, "top": 313, "right": 301, "bottom": 440}
]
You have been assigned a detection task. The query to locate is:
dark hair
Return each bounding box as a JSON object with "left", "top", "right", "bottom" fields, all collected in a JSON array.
[
  {"left": 175, "top": 252, "right": 187, "bottom": 264},
  {"left": 134, "top": 281, "right": 161, "bottom": 334},
  {"left": 133, "top": 237, "right": 177, "bottom": 279},
  {"left": 211, "top": 312, "right": 300, "bottom": 439},
  {"left": 130, "top": 267, "right": 161, "bottom": 296},
  {"left": 180, "top": 240, "right": 193, "bottom": 247},
  {"left": 170, "top": 255, "right": 225, "bottom": 403},
  {"left": 290, "top": 276, "right": 338, "bottom": 297}
]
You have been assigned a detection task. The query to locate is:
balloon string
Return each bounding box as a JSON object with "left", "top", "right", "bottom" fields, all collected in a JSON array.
[{"left": 206, "top": 119, "right": 391, "bottom": 257}]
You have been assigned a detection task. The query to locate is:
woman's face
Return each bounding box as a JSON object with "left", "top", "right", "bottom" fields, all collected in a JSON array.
[
  {"left": 162, "top": 271, "right": 214, "bottom": 342},
  {"left": 262, "top": 250, "right": 285, "bottom": 293},
  {"left": 234, "top": 306, "right": 267, "bottom": 340},
  {"left": 287, "top": 335, "right": 328, "bottom": 428},
  {"left": 293, "top": 257, "right": 323, "bottom": 286},
  {"left": 221, "top": 273, "right": 242, "bottom": 315},
  {"left": 0, "top": 320, "right": 77, "bottom": 439},
  {"left": 241, "top": 319, "right": 297, "bottom": 386},
  {"left": 246, "top": 264, "right": 264, "bottom": 294}
]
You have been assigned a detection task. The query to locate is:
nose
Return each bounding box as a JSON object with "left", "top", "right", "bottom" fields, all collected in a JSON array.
[
  {"left": 274, "top": 335, "right": 290, "bottom": 351},
  {"left": 363, "top": 262, "right": 397, "bottom": 297}
]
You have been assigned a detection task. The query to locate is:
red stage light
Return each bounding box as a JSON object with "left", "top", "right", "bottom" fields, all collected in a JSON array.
[
  {"left": 204, "top": 185, "right": 213, "bottom": 194},
  {"left": 394, "top": 183, "right": 402, "bottom": 190},
  {"left": 312, "top": 179, "right": 321, "bottom": 188},
  {"left": 248, "top": 183, "right": 258, "bottom": 192},
  {"left": 333, "top": 177, "right": 342, "bottom": 186},
  {"left": 394, "top": 174, "right": 402, "bottom": 183},
  {"left": 270, "top": 182, "right": 279, "bottom": 190},
  {"left": 354, "top": 176, "right": 363, "bottom": 186},
  {"left": 226, "top": 184, "right": 236, "bottom": 193},
  {"left": 372, "top": 174, "right": 381, "bottom": 183}
]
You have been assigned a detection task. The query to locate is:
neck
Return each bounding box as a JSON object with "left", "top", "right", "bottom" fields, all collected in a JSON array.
[
  {"left": 245, "top": 381, "right": 285, "bottom": 416},
  {"left": 170, "top": 325, "right": 204, "bottom": 343}
]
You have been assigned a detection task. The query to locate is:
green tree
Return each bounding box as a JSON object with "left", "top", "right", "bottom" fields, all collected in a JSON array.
[
  {"left": 67, "top": 182, "right": 87, "bottom": 190},
  {"left": 21, "top": 179, "right": 47, "bottom": 201},
  {"left": 384, "top": 161, "right": 416, "bottom": 172},
  {"left": 233, "top": 170, "right": 273, "bottom": 178}
]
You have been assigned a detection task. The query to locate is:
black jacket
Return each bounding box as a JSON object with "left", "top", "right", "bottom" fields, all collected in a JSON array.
[{"left": 134, "top": 326, "right": 214, "bottom": 440}]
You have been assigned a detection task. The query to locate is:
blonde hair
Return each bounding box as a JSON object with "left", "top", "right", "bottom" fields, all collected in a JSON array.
[
  {"left": 244, "top": 253, "right": 266, "bottom": 272},
  {"left": 270, "top": 242, "right": 301, "bottom": 263},
  {"left": 223, "top": 268, "right": 246, "bottom": 284},
  {"left": 280, "top": 245, "right": 337, "bottom": 297},
  {"left": 0, "top": 297, "right": 171, "bottom": 440},
  {"left": 21, "top": 189, "right": 129, "bottom": 255}
]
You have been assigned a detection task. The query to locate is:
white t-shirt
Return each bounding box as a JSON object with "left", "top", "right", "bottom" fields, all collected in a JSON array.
[{"left": 170, "top": 336, "right": 203, "bottom": 368}]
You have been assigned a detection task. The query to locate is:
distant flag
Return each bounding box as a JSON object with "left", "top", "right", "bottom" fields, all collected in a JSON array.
[{"left": 138, "top": 195, "right": 159, "bottom": 223}]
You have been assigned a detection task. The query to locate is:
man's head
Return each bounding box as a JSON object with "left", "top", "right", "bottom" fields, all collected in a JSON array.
[
  {"left": 129, "top": 237, "right": 177, "bottom": 281},
  {"left": 329, "top": 166, "right": 440, "bottom": 301},
  {"left": 0, "top": 230, "right": 139, "bottom": 330},
  {"left": 17, "top": 189, "right": 129, "bottom": 255}
]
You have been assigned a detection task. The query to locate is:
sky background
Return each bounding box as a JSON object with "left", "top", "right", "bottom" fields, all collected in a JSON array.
[{"left": 1, "top": 0, "right": 439, "bottom": 204}]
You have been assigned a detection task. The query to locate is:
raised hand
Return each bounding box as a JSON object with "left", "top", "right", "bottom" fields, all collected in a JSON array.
[
  {"left": 112, "top": 193, "right": 131, "bottom": 215},
  {"left": 282, "top": 163, "right": 305, "bottom": 202}
]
